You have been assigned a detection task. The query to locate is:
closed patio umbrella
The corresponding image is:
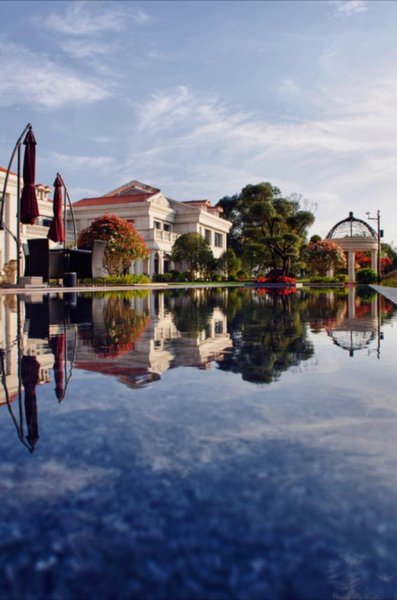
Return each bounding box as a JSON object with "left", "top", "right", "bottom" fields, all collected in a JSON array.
[
  {"left": 21, "top": 355, "right": 40, "bottom": 449},
  {"left": 20, "top": 128, "right": 39, "bottom": 225},
  {"left": 49, "top": 333, "right": 66, "bottom": 401},
  {"left": 47, "top": 174, "right": 64, "bottom": 243}
]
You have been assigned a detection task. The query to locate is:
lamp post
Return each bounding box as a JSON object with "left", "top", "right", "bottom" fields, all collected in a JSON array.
[{"left": 366, "top": 210, "right": 382, "bottom": 284}]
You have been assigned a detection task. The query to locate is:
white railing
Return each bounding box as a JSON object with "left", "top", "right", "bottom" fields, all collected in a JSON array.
[
  {"left": 143, "top": 230, "right": 179, "bottom": 244},
  {"left": 155, "top": 230, "right": 179, "bottom": 243},
  {"left": 23, "top": 224, "right": 49, "bottom": 237}
]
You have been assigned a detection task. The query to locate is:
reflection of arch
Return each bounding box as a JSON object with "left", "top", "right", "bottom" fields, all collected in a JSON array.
[
  {"left": 326, "top": 212, "right": 378, "bottom": 283},
  {"left": 325, "top": 287, "right": 380, "bottom": 356}
]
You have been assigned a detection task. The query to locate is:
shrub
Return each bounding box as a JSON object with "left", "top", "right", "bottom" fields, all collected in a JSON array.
[
  {"left": 168, "top": 270, "right": 180, "bottom": 280},
  {"left": 177, "top": 271, "right": 190, "bottom": 282},
  {"left": 256, "top": 273, "right": 296, "bottom": 284},
  {"left": 102, "top": 274, "right": 151, "bottom": 285},
  {"left": 152, "top": 273, "right": 173, "bottom": 282},
  {"left": 356, "top": 268, "right": 378, "bottom": 284}
]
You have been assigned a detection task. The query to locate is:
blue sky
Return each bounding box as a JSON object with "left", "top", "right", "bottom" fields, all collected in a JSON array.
[{"left": 1, "top": 0, "right": 397, "bottom": 242}]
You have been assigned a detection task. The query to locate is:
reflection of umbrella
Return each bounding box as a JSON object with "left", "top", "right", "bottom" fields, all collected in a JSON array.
[
  {"left": 21, "top": 355, "right": 40, "bottom": 448},
  {"left": 47, "top": 174, "right": 64, "bottom": 243},
  {"left": 49, "top": 333, "right": 66, "bottom": 401},
  {"left": 20, "top": 128, "right": 39, "bottom": 225}
]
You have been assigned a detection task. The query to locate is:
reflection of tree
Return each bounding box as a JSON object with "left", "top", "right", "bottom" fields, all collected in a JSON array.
[
  {"left": 306, "top": 289, "right": 348, "bottom": 333},
  {"left": 92, "top": 296, "right": 149, "bottom": 357},
  {"left": 169, "top": 289, "right": 222, "bottom": 337},
  {"left": 217, "top": 289, "right": 314, "bottom": 384}
]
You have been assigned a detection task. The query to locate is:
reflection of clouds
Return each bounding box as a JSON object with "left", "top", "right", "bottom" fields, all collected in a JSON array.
[
  {"left": 98, "top": 362, "right": 397, "bottom": 483},
  {"left": 0, "top": 460, "right": 115, "bottom": 500}
]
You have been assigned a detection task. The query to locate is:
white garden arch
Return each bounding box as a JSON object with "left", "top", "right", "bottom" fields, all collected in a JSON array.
[{"left": 326, "top": 212, "right": 378, "bottom": 283}]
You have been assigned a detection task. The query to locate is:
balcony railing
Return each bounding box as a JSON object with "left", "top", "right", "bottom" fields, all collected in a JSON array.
[{"left": 143, "top": 229, "right": 179, "bottom": 244}]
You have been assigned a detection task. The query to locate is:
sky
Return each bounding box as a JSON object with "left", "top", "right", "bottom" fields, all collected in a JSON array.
[{"left": 1, "top": 0, "right": 397, "bottom": 243}]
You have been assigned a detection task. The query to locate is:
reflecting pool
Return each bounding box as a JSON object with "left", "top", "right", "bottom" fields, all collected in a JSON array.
[{"left": 0, "top": 286, "right": 397, "bottom": 599}]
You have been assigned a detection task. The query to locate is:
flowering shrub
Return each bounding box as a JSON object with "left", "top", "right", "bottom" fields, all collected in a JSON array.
[
  {"left": 304, "top": 240, "right": 346, "bottom": 276},
  {"left": 78, "top": 213, "right": 149, "bottom": 275},
  {"left": 256, "top": 275, "right": 296, "bottom": 285}
]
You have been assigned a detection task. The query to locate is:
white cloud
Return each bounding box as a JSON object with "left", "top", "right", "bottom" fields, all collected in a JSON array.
[
  {"left": 329, "top": 0, "right": 369, "bottom": 16},
  {"left": 52, "top": 152, "right": 117, "bottom": 172},
  {"left": 39, "top": 1, "right": 150, "bottom": 36},
  {"left": 128, "top": 76, "right": 397, "bottom": 242},
  {"left": 0, "top": 42, "right": 109, "bottom": 108},
  {"left": 60, "top": 39, "right": 111, "bottom": 60}
]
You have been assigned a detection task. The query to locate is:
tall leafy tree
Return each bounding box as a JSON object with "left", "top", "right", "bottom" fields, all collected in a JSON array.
[
  {"left": 77, "top": 213, "right": 149, "bottom": 275},
  {"left": 171, "top": 232, "right": 214, "bottom": 280},
  {"left": 217, "top": 248, "right": 241, "bottom": 277},
  {"left": 217, "top": 182, "right": 315, "bottom": 275}
]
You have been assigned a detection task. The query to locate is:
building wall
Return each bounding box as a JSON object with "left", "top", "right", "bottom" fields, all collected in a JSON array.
[{"left": 71, "top": 188, "right": 231, "bottom": 276}]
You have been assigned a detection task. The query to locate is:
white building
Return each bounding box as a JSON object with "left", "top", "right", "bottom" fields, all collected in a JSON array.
[
  {"left": 0, "top": 170, "right": 232, "bottom": 279},
  {"left": 71, "top": 180, "right": 232, "bottom": 277}
]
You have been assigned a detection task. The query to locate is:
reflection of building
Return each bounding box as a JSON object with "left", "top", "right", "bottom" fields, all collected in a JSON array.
[
  {"left": 326, "top": 287, "right": 381, "bottom": 356},
  {"left": 0, "top": 294, "right": 55, "bottom": 406},
  {"left": 74, "top": 291, "right": 231, "bottom": 387},
  {"left": 71, "top": 180, "right": 232, "bottom": 277}
]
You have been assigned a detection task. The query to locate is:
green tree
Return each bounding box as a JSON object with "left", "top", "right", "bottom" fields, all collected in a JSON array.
[
  {"left": 218, "top": 183, "right": 315, "bottom": 276},
  {"left": 304, "top": 239, "right": 346, "bottom": 276},
  {"left": 171, "top": 232, "right": 214, "bottom": 280},
  {"left": 77, "top": 213, "right": 149, "bottom": 275},
  {"left": 216, "top": 194, "right": 241, "bottom": 254},
  {"left": 217, "top": 248, "right": 241, "bottom": 277}
]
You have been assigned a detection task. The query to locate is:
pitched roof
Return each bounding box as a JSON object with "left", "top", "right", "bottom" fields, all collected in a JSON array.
[
  {"left": 73, "top": 192, "right": 153, "bottom": 207},
  {"left": 0, "top": 165, "right": 17, "bottom": 176},
  {"left": 104, "top": 180, "right": 160, "bottom": 196}
]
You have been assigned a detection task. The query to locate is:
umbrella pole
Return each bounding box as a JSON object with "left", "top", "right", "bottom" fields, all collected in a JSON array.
[
  {"left": 58, "top": 173, "right": 78, "bottom": 248},
  {"left": 0, "top": 123, "right": 33, "bottom": 285},
  {"left": 16, "top": 144, "right": 21, "bottom": 283},
  {"left": 0, "top": 123, "right": 31, "bottom": 231}
]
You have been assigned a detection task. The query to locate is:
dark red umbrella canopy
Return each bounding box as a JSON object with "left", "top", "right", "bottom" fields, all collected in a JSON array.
[
  {"left": 49, "top": 333, "right": 66, "bottom": 401},
  {"left": 21, "top": 355, "right": 40, "bottom": 448},
  {"left": 20, "top": 128, "right": 40, "bottom": 225},
  {"left": 47, "top": 175, "right": 65, "bottom": 243}
]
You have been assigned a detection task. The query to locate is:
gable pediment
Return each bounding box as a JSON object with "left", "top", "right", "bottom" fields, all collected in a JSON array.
[{"left": 105, "top": 180, "right": 161, "bottom": 197}]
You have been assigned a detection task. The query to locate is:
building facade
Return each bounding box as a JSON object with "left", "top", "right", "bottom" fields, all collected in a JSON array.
[
  {"left": 0, "top": 171, "right": 232, "bottom": 279},
  {"left": 71, "top": 180, "right": 232, "bottom": 276}
]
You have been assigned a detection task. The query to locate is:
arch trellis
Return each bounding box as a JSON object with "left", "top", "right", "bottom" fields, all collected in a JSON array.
[{"left": 325, "top": 212, "right": 378, "bottom": 283}]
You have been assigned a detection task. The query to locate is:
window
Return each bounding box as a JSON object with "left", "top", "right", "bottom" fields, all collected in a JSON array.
[
  {"left": 215, "top": 232, "right": 223, "bottom": 248},
  {"left": 215, "top": 320, "right": 224, "bottom": 335},
  {"left": 154, "top": 221, "right": 161, "bottom": 230},
  {"left": 205, "top": 229, "right": 212, "bottom": 244},
  {"left": 163, "top": 223, "right": 171, "bottom": 232}
]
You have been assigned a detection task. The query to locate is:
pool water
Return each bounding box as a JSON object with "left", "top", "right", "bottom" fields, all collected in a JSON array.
[{"left": 0, "top": 286, "right": 396, "bottom": 599}]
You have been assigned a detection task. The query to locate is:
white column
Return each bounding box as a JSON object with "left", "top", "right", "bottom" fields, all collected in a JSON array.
[
  {"left": 158, "top": 251, "right": 164, "bottom": 275},
  {"left": 149, "top": 252, "right": 156, "bottom": 277},
  {"left": 371, "top": 249, "right": 377, "bottom": 272},
  {"left": 348, "top": 251, "right": 356, "bottom": 283},
  {"left": 348, "top": 286, "right": 356, "bottom": 319}
]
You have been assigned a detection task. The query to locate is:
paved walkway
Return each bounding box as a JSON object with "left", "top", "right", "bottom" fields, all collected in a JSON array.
[{"left": 371, "top": 285, "right": 397, "bottom": 305}]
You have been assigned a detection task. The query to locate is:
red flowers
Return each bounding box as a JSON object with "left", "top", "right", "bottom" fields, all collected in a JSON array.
[{"left": 256, "top": 275, "right": 296, "bottom": 285}]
